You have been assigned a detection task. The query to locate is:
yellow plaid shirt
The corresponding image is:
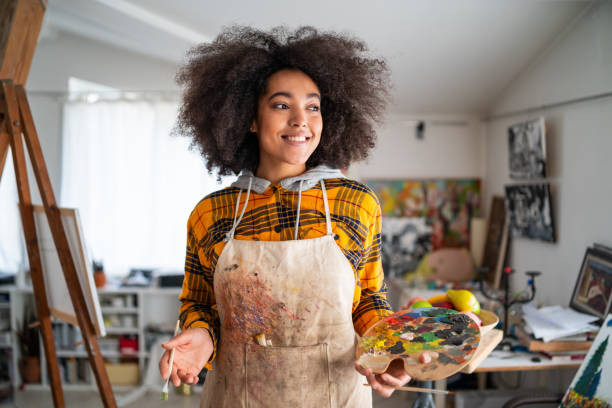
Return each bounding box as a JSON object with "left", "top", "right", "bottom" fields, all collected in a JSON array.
[{"left": 179, "top": 177, "right": 392, "bottom": 367}]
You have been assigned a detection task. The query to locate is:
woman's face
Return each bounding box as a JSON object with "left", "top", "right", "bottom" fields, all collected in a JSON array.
[{"left": 252, "top": 69, "right": 323, "bottom": 173}]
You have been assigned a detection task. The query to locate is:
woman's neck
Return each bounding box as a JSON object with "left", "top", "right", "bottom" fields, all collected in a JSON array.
[{"left": 255, "top": 162, "right": 307, "bottom": 184}]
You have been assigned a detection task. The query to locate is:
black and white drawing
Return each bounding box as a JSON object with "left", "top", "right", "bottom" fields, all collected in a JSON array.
[
  {"left": 380, "top": 217, "right": 432, "bottom": 277},
  {"left": 505, "top": 184, "right": 555, "bottom": 242},
  {"left": 508, "top": 118, "right": 547, "bottom": 179}
]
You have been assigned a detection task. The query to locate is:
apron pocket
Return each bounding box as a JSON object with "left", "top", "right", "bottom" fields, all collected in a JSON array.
[{"left": 245, "top": 343, "right": 331, "bottom": 408}]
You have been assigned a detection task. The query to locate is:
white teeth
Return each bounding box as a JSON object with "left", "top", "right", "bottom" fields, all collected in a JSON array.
[{"left": 286, "top": 136, "right": 307, "bottom": 142}]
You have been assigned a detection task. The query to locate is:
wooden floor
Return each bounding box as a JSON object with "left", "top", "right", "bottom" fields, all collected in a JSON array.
[{"left": 0, "top": 388, "right": 417, "bottom": 408}]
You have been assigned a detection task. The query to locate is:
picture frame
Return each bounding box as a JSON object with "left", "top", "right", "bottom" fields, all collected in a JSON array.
[
  {"left": 505, "top": 183, "right": 556, "bottom": 243},
  {"left": 508, "top": 117, "right": 547, "bottom": 179},
  {"left": 570, "top": 247, "right": 612, "bottom": 320}
]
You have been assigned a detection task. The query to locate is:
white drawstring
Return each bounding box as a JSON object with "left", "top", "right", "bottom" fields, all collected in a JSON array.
[
  {"left": 320, "top": 180, "right": 333, "bottom": 236},
  {"left": 294, "top": 180, "right": 304, "bottom": 240},
  {"left": 225, "top": 177, "right": 252, "bottom": 241}
]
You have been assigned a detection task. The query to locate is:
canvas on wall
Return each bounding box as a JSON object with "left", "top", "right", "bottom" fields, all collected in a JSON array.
[
  {"left": 380, "top": 217, "right": 432, "bottom": 278},
  {"left": 505, "top": 183, "right": 555, "bottom": 243},
  {"left": 561, "top": 314, "right": 612, "bottom": 407},
  {"left": 366, "top": 179, "right": 481, "bottom": 250},
  {"left": 508, "top": 117, "right": 547, "bottom": 179}
]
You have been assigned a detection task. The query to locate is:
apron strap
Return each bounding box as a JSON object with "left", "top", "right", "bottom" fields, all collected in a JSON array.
[
  {"left": 294, "top": 180, "right": 304, "bottom": 240},
  {"left": 320, "top": 180, "right": 333, "bottom": 236},
  {"left": 225, "top": 177, "right": 252, "bottom": 241}
]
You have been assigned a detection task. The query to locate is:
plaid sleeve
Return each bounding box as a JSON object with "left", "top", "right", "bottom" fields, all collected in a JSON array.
[
  {"left": 178, "top": 214, "right": 219, "bottom": 370},
  {"left": 352, "top": 193, "right": 393, "bottom": 335}
]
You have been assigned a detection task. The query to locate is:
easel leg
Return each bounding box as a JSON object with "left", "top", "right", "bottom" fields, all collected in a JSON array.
[
  {"left": 1, "top": 80, "right": 65, "bottom": 408},
  {"left": 15, "top": 84, "right": 117, "bottom": 408},
  {"left": 0, "top": 125, "right": 9, "bottom": 182}
]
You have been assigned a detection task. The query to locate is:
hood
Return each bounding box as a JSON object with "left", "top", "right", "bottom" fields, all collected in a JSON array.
[{"left": 231, "top": 165, "right": 346, "bottom": 194}]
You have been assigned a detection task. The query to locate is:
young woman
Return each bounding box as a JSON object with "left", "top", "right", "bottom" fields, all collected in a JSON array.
[{"left": 158, "top": 26, "right": 426, "bottom": 407}]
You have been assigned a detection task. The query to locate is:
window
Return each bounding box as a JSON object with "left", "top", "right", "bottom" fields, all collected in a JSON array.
[{"left": 60, "top": 78, "right": 232, "bottom": 277}]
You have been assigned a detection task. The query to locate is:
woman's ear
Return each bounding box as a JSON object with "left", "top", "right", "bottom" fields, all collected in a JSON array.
[{"left": 250, "top": 120, "right": 257, "bottom": 133}]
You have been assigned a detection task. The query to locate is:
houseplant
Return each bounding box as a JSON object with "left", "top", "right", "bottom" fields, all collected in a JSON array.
[{"left": 16, "top": 304, "right": 40, "bottom": 383}]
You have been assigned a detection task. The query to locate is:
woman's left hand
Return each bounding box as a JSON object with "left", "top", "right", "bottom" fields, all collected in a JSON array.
[{"left": 355, "top": 353, "right": 431, "bottom": 398}]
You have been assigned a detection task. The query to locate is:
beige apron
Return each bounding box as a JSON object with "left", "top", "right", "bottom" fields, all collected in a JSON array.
[{"left": 200, "top": 179, "right": 372, "bottom": 408}]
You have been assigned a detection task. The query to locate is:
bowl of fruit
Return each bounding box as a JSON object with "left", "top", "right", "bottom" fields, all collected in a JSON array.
[{"left": 404, "top": 290, "right": 499, "bottom": 335}]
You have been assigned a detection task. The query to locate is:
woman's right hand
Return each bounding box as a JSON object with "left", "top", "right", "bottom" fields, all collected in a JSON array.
[{"left": 158, "top": 327, "right": 214, "bottom": 386}]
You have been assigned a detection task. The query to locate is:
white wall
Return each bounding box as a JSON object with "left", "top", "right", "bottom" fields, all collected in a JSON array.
[
  {"left": 354, "top": 113, "right": 485, "bottom": 180},
  {"left": 484, "top": 0, "right": 612, "bottom": 306}
]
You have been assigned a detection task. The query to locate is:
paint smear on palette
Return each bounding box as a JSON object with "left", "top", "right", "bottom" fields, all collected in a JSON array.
[
  {"left": 357, "top": 307, "right": 480, "bottom": 381},
  {"left": 217, "top": 263, "right": 305, "bottom": 345}
]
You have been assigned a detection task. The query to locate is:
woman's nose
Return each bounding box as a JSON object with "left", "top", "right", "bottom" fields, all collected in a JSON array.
[{"left": 289, "top": 110, "right": 307, "bottom": 127}]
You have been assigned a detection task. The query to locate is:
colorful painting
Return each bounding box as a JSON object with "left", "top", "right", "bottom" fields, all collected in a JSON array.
[
  {"left": 380, "top": 217, "right": 432, "bottom": 277},
  {"left": 356, "top": 307, "right": 480, "bottom": 381},
  {"left": 505, "top": 183, "right": 555, "bottom": 242},
  {"left": 561, "top": 315, "right": 612, "bottom": 408},
  {"left": 508, "top": 117, "right": 547, "bottom": 179},
  {"left": 366, "top": 179, "right": 481, "bottom": 249}
]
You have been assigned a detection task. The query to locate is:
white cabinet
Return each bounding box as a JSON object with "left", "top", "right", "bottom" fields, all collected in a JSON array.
[{"left": 5, "top": 285, "right": 181, "bottom": 391}]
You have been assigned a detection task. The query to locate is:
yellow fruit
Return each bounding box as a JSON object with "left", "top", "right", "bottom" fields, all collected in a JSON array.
[
  {"left": 447, "top": 289, "right": 480, "bottom": 314},
  {"left": 427, "top": 294, "right": 450, "bottom": 304}
]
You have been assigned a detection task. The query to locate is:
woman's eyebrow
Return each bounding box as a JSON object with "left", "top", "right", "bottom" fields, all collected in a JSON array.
[{"left": 267, "top": 92, "right": 321, "bottom": 101}]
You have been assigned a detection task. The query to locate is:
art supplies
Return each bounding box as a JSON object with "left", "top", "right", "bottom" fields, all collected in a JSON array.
[{"left": 356, "top": 307, "right": 481, "bottom": 381}]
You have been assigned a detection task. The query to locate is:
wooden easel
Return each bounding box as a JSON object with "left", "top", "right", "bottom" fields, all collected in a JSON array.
[{"left": 0, "top": 1, "right": 116, "bottom": 407}]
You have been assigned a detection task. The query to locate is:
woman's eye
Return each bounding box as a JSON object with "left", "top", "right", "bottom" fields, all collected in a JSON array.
[
  {"left": 273, "top": 103, "right": 289, "bottom": 109},
  {"left": 308, "top": 105, "right": 320, "bottom": 112}
]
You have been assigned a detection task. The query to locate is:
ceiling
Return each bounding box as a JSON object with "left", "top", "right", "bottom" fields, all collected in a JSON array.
[{"left": 42, "top": 0, "right": 595, "bottom": 115}]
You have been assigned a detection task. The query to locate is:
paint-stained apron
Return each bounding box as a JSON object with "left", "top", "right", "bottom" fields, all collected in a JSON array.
[{"left": 200, "top": 179, "right": 372, "bottom": 408}]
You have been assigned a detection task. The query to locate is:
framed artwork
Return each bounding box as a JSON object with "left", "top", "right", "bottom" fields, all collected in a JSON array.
[
  {"left": 366, "top": 178, "right": 481, "bottom": 249},
  {"left": 561, "top": 314, "right": 612, "bottom": 407},
  {"left": 505, "top": 183, "right": 555, "bottom": 242},
  {"left": 380, "top": 217, "right": 432, "bottom": 277},
  {"left": 508, "top": 117, "right": 547, "bottom": 179},
  {"left": 570, "top": 247, "right": 612, "bottom": 320},
  {"left": 33, "top": 206, "right": 106, "bottom": 337}
]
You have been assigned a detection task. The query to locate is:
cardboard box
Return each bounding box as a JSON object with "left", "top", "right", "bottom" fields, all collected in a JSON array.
[{"left": 104, "top": 362, "right": 139, "bottom": 385}]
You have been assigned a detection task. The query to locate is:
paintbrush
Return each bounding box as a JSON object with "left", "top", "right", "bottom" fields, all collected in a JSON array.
[
  {"left": 363, "top": 384, "right": 454, "bottom": 395},
  {"left": 161, "top": 320, "right": 181, "bottom": 401}
]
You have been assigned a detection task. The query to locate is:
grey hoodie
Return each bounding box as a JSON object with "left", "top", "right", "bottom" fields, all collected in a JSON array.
[{"left": 231, "top": 165, "right": 346, "bottom": 194}]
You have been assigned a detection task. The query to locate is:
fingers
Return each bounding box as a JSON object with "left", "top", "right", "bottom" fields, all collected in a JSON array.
[
  {"left": 161, "top": 331, "right": 191, "bottom": 349},
  {"left": 355, "top": 362, "right": 395, "bottom": 398},
  {"left": 419, "top": 352, "right": 432, "bottom": 364},
  {"left": 158, "top": 350, "right": 171, "bottom": 380}
]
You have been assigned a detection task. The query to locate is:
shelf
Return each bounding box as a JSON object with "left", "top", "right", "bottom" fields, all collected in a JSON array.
[
  {"left": 101, "top": 307, "right": 138, "bottom": 314},
  {"left": 105, "top": 327, "right": 139, "bottom": 335},
  {"left": 56, "top": 350, "right": 144, "bottom": 358}
]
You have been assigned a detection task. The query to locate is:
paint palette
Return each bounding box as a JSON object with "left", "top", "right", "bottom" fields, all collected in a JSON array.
[{"left": 356, "top": 307, "right": 481, "bottom": 381}]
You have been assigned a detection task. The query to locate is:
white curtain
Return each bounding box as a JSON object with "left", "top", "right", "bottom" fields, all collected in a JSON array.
[
  {"left": 0, "top": 153, "right": 26, "bottom": 274},
  {"left": 60, "top": 99, "right": 232, "bottom": 277}
]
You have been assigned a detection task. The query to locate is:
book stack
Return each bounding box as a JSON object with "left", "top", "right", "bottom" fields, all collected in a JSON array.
[
  {"left": 515, "top": 325, "right": 596, "bottom": 361},
  {"left": 518, "top": 302, "right": 600, "bottom": 361}
]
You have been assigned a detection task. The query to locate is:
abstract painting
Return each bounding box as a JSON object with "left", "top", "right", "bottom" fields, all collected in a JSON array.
[
  {"left": 380, "top": 217, "right": 432, "bottom": 277},
  {"left": 561, "top": 314, "right": 612, "bottom": 407},
  {"left": 505, "top": 183, "right": 555, "bottom": 242},
  {"left": 366, "top": 179, "right": 481, "bottom": 249},
  {"left": 508, "top": 117, "right": 547, "bottom": 179}
]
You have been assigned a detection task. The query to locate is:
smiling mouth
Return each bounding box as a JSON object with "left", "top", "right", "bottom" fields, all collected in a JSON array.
[{"left": 282, "top": 135, "right": 311, "bottom": 142}]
